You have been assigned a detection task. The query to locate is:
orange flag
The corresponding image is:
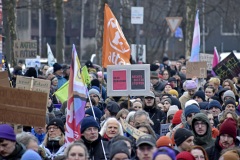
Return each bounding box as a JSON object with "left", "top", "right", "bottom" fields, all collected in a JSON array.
[{"left": 102, "top": 4, "right": 131, "bottom": 68}]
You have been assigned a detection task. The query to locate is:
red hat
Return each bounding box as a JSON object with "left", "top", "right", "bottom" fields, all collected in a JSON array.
[
  {"left": 172, "top": 110, "right": 183, "bottom": 125},
  {"left": 220, "top": 118, "right": 237, "bottom": 141},
  {"left": 156, "top": 136, "right": 173, "bottom": 148},
  {"left": 165, "top": 82, "right": 173, "bottom": 88},
  {"left": 176, "top": 151, "right": 195, "bottom": 160}
]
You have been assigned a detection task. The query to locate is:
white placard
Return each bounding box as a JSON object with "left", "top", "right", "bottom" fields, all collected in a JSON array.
[{"left": 131, "top": 7, "right": 144, "bottom": 24}]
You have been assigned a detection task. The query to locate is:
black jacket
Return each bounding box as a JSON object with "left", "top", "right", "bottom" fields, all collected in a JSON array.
[
  {"left": 0, "top": 142, "right": 26, "bottom": 160},
  {"left": 80, "top": 134, "right": 108, "bottom": 160},
  {"left": 144, "top": 107, "right": 166, "bottom": 135}
]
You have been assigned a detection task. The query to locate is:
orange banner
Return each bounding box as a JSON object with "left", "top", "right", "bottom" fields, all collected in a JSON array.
[{"left": 102, "top": 4, "right": 131, "bottom": 68}]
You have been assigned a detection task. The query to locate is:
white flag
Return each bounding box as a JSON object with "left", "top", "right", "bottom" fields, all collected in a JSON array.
[{"left": 47, "top": 43, "right": 56, "bottom": 67}]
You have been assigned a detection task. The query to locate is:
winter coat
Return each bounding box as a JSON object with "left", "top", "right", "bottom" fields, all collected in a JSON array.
[
  {"left": 144, "top": 106, "right": 166, "bottom": 135},
  {"left": 0, "top": 142, "right": 26, "bottom": 160},
  {"left": 80, "top": 134, "right": 108, "bottom": 160},
  {"left": 40, "top": 141, "right": 65, "bottom": 160},
  {"left": 191, "top": 113, "right": 215, "bottom": 149},
  {"left": 56, "top": 75, "right": 67, "bottom": 89},
  {"left": 179, "top": 92, "right": 192, "bottom": 109},
  {"left": 153, "top": 80, "right": 166, "bottom": 93},
  {"left": 206, "top": 137, "right": 222, "bottom": 160}
]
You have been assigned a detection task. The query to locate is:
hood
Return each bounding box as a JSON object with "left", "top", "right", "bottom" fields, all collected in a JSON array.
[{"left": 191, "top": 113, "right": 214, "bottom": 147}]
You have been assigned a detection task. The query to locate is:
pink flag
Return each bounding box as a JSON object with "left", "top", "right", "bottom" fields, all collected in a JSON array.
[
  {"left": 65, "top": 44, "right": 87, "bottom": 145},
  {"left": 211, "top": 47, "right": 219, "bottom": 76}
]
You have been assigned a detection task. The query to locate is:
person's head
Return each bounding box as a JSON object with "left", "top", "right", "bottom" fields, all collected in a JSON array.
[
  {"left": 222, "top": 79, "right": 236, "bottom": 94},
  {"left": 166, "top": 105, "right": 179, "bottom": 123},
  {"left": 224, "top": 99, "right": 236, "bottom": 112},
  {"left": 222, "top": 90, "right": 236, "bottom": 102},
  {"left": 191, "top": 113, "right": 210, "bottom": 137},
  {"left": 42, "top": 65, "right": 49, "bottom": 76},
  {"left": 190, "top": 145, "right": 209, "bottom": 160},
  {"left": 174, "top": 128, "right": 194, "bottom": 151},
  {"left": 21, "top": 149, "right": 42, "bottom": 160},
  {"left": 180, "top": 65, "right": 187, "bottom": 74},
  {"left": 116, "top": 109, "right": 129, "bottom": 120},
  {"left": 172, "top": 110, "right": 183, "bottom": 126},
  {"left": 88, "top": 88, "right": 101, "bottom": 105},
  {"left": 207, "top": 100, "right": 222, "bottom": 117},
  {"left": 205, "top": 86, "right": 215, "bottom": 99},
  {"left": 219, "top": 149, "right": 240, "bottom": 160},
  {"left": 156, "top": 136, "right": 173, "bottom": 149},
  {"left": 169, "top": 77, "right": 177, "bottom": 88},
  {"left": 193, "top": 90, "right": 206, "bottom": 103},
  {"left": 136, "top": 135, "right": 157, "bottom": 160},
  {"left": 134, "top": 110, "right": 152, "bottom": 127},
  {"left": 179, "top": 55, "right": 186, "bottom": 64},
  {"left": 126, "top": 111, "right": 136, "bottom": 126},
  {"left": 105, "top": 101, "right": 120, "bottom": 117},
  {"left": 85, "top": 106, "right": 102, "bottom": 123},
  {"left": 162, "top": 98, "right": 172, "bottom": 113},
  {"left": 0, "top": 124, "right": 16, "bottom": 157},
  {"left": 184, "top": 80, "right": 197, "bottom": 97},
  {"left": 219, "top": 118, "right": 237, "bottom": 148},
  {"left": 16, "top": 132, "right": 39, "bottom": 152},
  {"left": 144, "top": 91, "right": 156, "bottom": 108},
  {"left": 176, "top": 151, "right": 195, "bottom": 160},
  {"left": 205, "top": 111, "right": 214, "bottom": 128},
  {"left": 64, "top": 142, "right": 88, "bottom": 160},
  {"left": 164, "top": 83, "right": 173, "bottom": 93},
  {"left": 99, "top": 117, "right": 123, "bottom": 139},
  {"left": 51, "top": 76, "right": 58, "bottom": 86},
  {"left": 168, "top": 89, "right": 178, "bottom": 98},
  {"left": 219, "top": 111, "right": 239, "bottom": 129},
  {"left": 46, "top": 118, "right": 65, "bottom": 139},
  {"left": 162, "top": 70, "right": 170, "bottom": 80},
  {"left": 152, "top": 147, "right": 176, "bottom": 160},
  {"left": 110, "top": 140, "right": 130, "bottom": 160},
  {"left": 184, "top": 105, "right": 200, "bottom": 125},
  {"left": 81, "top": 116, "right": 100, "bottom": 142},
  {"left": 111, "top": 135, "right": 133, "bottom": 155},
  {"left": 53, "top": 63, "right": 63, "bottom": 76},
  {"left": 150, "top": 71, "right": 159, "bottom": 85},
  {"left": 135, "top": 123, "right": 156, "bottom": 139},
  {"left": 132, "top": 100, "right": 143, "bottom": 111},
  {"left": 208, "top": 77, "right": 220, "bottom": 91}
]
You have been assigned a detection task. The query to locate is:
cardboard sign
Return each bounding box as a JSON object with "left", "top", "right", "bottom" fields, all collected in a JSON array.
[
  {"left": 0, "top": 71, "right": 10, "bottom": 87},
  {"left": 213, "top": 52, "right": 240, "bottom": 80},
  {"left": 16, "top": 76, "right": 51, "bottom": 94},
  {"left": 107, "top": 64, "right": 150, "bottom": 96},
  {"left": 186, "top": 62, "right": 207, "bottom": 78},
  {"left": 0, "top": 86, "right": 48, "bottom": 126},
  {"left": 120, "top": 118, "right": 146, "bottom": 140},
  {"left": 160, "top": 123, "right": 170, "bottom": 136},
  {"left": 112, "top": 70, "right": 127, "bottom": 90},
  {"left": 14, "top": 40, "right": 37, "bottom": 58},
  {"left": 200, "top": 53, "right": 214, "bottom": 70}
]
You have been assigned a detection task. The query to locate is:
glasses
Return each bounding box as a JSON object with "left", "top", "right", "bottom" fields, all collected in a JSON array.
[
  {"left": 194, "top": 122, "right": 207, "bottom": 127},
  {"left": 47, "top": 126, "right": 59, "bottom": 131}
]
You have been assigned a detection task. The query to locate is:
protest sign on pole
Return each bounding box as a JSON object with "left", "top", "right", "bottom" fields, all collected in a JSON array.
[
  {"left": 107, "top": 64, "right": 150, "bottom": 96},
  {"left": 186, "top": 62, "right": 207, "bottom": 78}
]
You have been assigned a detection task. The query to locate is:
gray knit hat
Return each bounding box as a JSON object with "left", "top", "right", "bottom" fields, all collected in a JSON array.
[
  {"left": 223, "top": 90, "right": 235, "bottom": 101},
  {"left": 88, "top": 88, "right": 101, "bottom": 99}
]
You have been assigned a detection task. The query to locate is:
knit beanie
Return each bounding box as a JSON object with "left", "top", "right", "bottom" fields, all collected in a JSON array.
[
  {"left": 0, "top": 124, "right": 16, "bottom": 141},
  {"left": 185, "top": 80, "right": 197, "bottom": 90},
  {"left": 185, "top": 99, "right": 199, "bottom": 108},
  {"left": 193, "top": 90, "right": 206, "bottom": 101},
  {"left": 151, "top": 71, "right": 159, "bottom": 79},
  {"left": 110, "top": 140, "right": 130, "bottom": 159},
  {"left": 220, "top": 150, "right": 239, "bottom": 160},
  {"left": 85, "top": 107, "right": 102, "bottom": 122},
  {"left": 21, "top": 149, "right": 41, "bottom": 160},
  {"left": 162, "top": 57, "right": 169, "bottom": 63},
  {"left": 184, "top": 104, "right": 200, "bottom": 118},
  {"left": 224, "top": 99, "right": 236, "bottom": 109},
  {"left": 163, "top": 98, "right": 172, "bottom": 105},
  {"left": 150, "top": 64, "right": 160, "bottom": 71},
  {"left": 176, "top": 151, "right": 195, "bottom": 160},
  {"left": 219, "top": 118, "right": 237, "bottom": 141},
  {"left": 53, "top": 63, "right": 62, "bottom": 73},
  {"left": 153, "top": 147, "right": 176, "bottom": 160},
  {"left": 106, "top": 101, "right": 120, "bottom": 115},
  {"left": 167, "top": 105, "right": 179, "bottom": 118},
  {"left": 174, "top": 128, "right": 194, "bottom": 146},
  {"left": 223, "top": 90, "right": 236, "bottom": 101},
  {"left": 47, "top": 118, "right": 65, "bottom": 134},
  {"left": 207, "top": 100, "right": 222, "bottom": 111},
  {"left": 156, "top": 136, "right": 173, "bottom": 148},
  {"left": 165, "top": 82, "right": 173, "bottom": 88},
  {"left": 80, "top": 116, "right": 100, "bottom": 133},
  {"left": 88, "top": 88, "right": 101, "bottom": 99},
  {"left": 168, "top": 89, "right": 179, "bottom": 97},
  {"left": 172, "top": 110, "right": 183, "bottom": 125},
  {"left": 198, "top": 102, "right": 209, "bottom": 110}
]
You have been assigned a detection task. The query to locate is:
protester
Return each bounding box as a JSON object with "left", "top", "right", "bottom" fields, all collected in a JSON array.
[
  {"left": 190, "top": 145, "right": 209, "bottom": 160},
  {"left": 176, "top": 151, "right": 195, "bottom": 160},
  {"left": 132, "top": 100, "right": 143, "bottom": 111},
  {"left": 0, "top": 124, "right": 26, "bottom": 159},
  {"left": 64, "top": 142, "right": 88, "bottom": 160},
  {"left": 53, "top": 63, "right": 67, "bottom": 89},
  {"left": 136, "top": 135, "right": 157, "bottom": 160},
  {"left": 20, "top": 149, "right": 41, "bottom": 160},
  {"left": 109, "top": 140, "right": 130, "bottom": 160},
  {"left": 152, "top": 147, "right": 176, "bottom": 160},
  {"left": 207, "top": 100, "right": 222, "bottom": 127},
  {"left": 174, "top": 128, "right": 194, "bottom": 152}
]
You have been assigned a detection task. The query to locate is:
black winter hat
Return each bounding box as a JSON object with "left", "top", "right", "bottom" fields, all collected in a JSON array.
[
  {"left": 174, "top": 128, "right": 193, "bottom": 146},
  {"left": 193, "top": 90, "right": 206, "bottom": 101},
  {"left": 107, "top": 101, "right": 120, "bottom": 115},
  {"left": 47, "top": 118, "right": 65, "bottom": 134},
  {"left": 53, "top": 63, "right": 62, "bottom": 73},
  {"left": 110, "top": 140, "right": 130, "bottom": 159},
  {"left": 162, "top": 57, "right": 169, "bottom": 63},
  {"left": 85, "top": 60, "right": 94, "bottom": 68},
  {"left": 80, "top": 116, "right": 100, "bottom": 134},
  {"left": 150, "top": 64, "right": 159, "bottom": 71}
]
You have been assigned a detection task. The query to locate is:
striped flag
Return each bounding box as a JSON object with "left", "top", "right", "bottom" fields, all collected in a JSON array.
[
  {"left": 211, "top": 47, "right": 220, "bottom": 76},
  {"left": 189, "top": 10, "right": 200, "bottom": 62},
  {"left": 65, "top": 44, "right": 87, "bottom": 145}
]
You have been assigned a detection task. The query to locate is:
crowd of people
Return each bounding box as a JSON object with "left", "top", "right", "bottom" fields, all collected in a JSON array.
[{"left": 0, "top": 55, "right": 240, "bottom": 160}]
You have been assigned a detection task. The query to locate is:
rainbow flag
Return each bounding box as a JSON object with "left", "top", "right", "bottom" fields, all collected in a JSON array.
[
  {"left": 211, "top": 47, "right": 220, "bottom": 76},
  {"left": 189, "top": 10, "right": 200, "bottom": 62},
  {"left": 65, "top": 44, "right": 87, "bottom": 145}
]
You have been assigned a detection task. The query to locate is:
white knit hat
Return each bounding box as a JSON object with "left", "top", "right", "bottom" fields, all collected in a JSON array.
[{"left": 167, "top": 105, "right": 179, "bottom": 117}]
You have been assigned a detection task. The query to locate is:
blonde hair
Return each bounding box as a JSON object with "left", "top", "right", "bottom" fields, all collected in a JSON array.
[
  {"left": 209, "top": 77, "right": 220, "bottom": 86},
  {"left": 99, "top": 117, "right": 124, "bottom": 137},
  {"left": 116, "top": 109, "right": 129, "bottom": 120}
]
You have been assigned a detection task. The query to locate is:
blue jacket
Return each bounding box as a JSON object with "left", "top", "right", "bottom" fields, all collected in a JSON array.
[
  {"left": 56, "top": 75, "right": 67, "bottom": 89},
  {"left": 31, "top": 128, "right": 46, "bottom": 145}
]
